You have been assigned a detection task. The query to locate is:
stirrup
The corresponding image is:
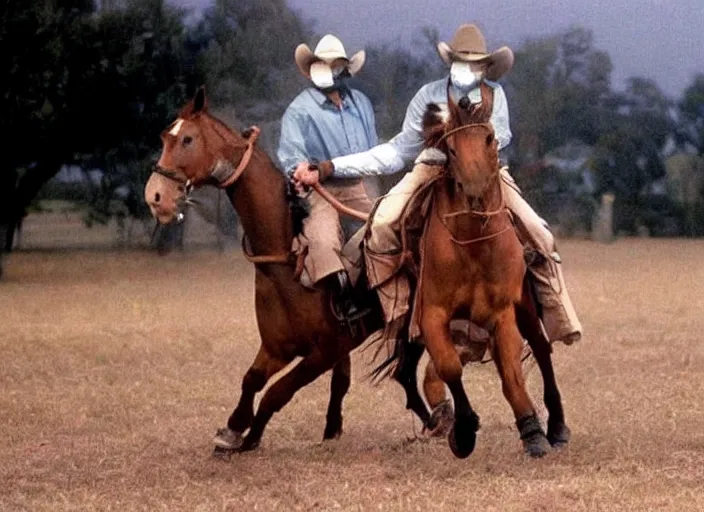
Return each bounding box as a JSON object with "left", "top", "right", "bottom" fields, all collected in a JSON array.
[
  {"left": 331, "top": 297, "right": 372, "bottom": 338},
  {"left": 329, "top": 272, "right": 371, "bottom": 338}
]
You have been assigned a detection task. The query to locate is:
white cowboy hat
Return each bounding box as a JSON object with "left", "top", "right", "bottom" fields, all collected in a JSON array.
[
  {"left": 294, "top": 34, "right": 366, "bottom": 78},
  {"left": 437, "top": 24, "right": 514, "bottom": 81}
]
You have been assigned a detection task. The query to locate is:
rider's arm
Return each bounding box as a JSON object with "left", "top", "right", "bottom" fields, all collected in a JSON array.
[
  {"left": 276, "top": 106, "right": 309, "bottom": 174},
  {"left": 489, "top": 83, "right": 512, "bottom": 151},
  {"left": 328, "top": 85, "right": 432, "bottom": 179}
]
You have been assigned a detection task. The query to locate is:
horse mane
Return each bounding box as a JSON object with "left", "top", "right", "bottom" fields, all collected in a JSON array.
[
  {"left": 185, "top": 101, "right": 310, "bottom": 237},
  {"left": 422, "top": 103, "right": 450, "bottom": 149}
]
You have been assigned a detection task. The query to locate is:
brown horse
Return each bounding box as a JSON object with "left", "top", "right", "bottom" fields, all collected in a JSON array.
[
  {"left": 386, "top": 95, "right": 571, "bottom": 458},
  {"left": 143, "top": 88, "right": 439, "bottom": 453}
]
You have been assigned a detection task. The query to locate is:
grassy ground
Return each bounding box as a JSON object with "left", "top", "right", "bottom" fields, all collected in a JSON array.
[{"left": 2, "top": 233, "right": 704, "bottom": 511}]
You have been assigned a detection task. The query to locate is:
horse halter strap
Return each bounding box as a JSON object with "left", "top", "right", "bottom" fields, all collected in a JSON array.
[
  {"left": 216, "top": 126, "right": 261, "bottom": 189},
  {"left": 151, "top": 166, "right": 192, "bottom": 188},
  {"left": 151, "top": 126, "right": 261, "bottom": 188},
  {"left": 435, "top": 123, "right": 509, "bottom": 245}
]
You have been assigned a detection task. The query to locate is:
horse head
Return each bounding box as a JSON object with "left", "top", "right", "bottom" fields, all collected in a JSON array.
[
  {"left": 423, "top": 84, "right": 499, "bottom": 198},
  {"left": 145, "top": 87, "right": 255, "bottom": 224}
]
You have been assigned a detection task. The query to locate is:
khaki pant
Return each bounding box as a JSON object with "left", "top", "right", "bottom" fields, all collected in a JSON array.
[
  {"left": 301, "top": 180, "right": 373, "bottom": 285},
  {"left": 365, "top": 163, "right": 582, "bottom": 344}
]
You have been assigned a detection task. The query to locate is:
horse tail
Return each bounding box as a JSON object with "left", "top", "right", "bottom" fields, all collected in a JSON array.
[{"left": 367, "top": 317, "right": 410, "bottom": 384}]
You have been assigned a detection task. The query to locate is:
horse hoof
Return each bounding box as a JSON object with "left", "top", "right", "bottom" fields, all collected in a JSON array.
[
  {"left": 323, "top": 414, "right": 343, "bottom": 440},
  {"left": 213, "top": 427, "right": 244, "bottom": 451},
  {"left": 547, "top": 422, "right": 571, "bottom": 448},
  {"left": 517, "top": 414, "right": 550, "bottom": 458},
  {"left": 323, "top": 429, "right": 343, "bottom": 441},
  {"left": 212, "top": 445, "right": 233, "bottom": 459},
  {"left": 237, "top": 436, "right": 260, "bottom": 453},
  {"left": 447, "top": 414, "right": 480, "bottom": 459},
  {"left": 523, "top": 433, "right": 551, "bottom": 458},
  {"left": 425, "top": 400, "right": 454, "bottom": 437}
]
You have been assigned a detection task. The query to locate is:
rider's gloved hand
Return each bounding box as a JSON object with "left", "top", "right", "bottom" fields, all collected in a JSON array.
[
  {"left": 315, "top": 160, "right": 334, "bottom": 181},
  {"left": 291, "top": 160, "right": 335, "bottom": 194},
  {"left": 291, "top": 161, "right": 316, "bottom": 194}
]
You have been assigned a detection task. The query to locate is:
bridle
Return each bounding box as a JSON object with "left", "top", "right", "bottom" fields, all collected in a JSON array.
[
  {"left": 151, "top": 125, "right": 300, "bottom": 270},
  {"left": 152, "top": 125, "right": 261, "bottom": 190},
  {"left": 434, "top": 122, "right": 510, "bottom": 245}
]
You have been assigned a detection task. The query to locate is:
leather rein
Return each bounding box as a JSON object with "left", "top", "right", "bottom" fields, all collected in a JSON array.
[{"left": 306, "top": 124, "right": 509, "bottom": 248}]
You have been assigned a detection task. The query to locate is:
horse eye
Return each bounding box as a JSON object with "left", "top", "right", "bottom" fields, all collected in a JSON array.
[
  {"left": 183, "top": 136, "right": 193, "bottom": 146},
  {"left": 486, "top": 133, "right": 494, "bottom": 146}
]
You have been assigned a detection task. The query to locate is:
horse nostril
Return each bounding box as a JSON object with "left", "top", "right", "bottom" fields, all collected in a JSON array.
[{"left": 154, "top": 192, "right": 160, "bottom": 203}]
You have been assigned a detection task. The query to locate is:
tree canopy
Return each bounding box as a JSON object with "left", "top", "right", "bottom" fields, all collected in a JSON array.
[{"left": 2, "top": 3, "right": 704, "bottom": 276}]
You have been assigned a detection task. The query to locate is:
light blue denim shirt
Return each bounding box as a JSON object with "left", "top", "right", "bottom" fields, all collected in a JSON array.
[
  {"left": 276, "top": 87, "right": 378, "bottom": 174},
  {"left": 331, "top": 77, "right": 512, "bottom": 179}
]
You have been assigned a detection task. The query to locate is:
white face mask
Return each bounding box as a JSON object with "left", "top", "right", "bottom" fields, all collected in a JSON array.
[
  {"left": 450, "top": 61, "right": 483, "bottom": 92},
  {"left": 310, "top": 61, "right": 348, "bottom": 90},
  {"left": 310, "top": 61, "right": 334, "bottom": 89}
]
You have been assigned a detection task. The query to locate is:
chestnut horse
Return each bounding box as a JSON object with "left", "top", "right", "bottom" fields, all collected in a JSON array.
[
  {"left": 143, "top": 88, "right": 439, "bottom": 453},
  {"left": 384, "top": 94, "right": 571, "bottom": 458}
]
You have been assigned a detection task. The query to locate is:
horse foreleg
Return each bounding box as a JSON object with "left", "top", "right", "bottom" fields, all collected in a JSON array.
[
  {"left": 323, "top": 355, "right": 351, "bottom": 440},
  {"left": 516, "top": 289, "right": 570, "bottom": 447},
  {"left": 214, "top": 346, "right": 289, "bottom": 452},
  {"left": 237, "top": 349, "right": 336, "bottom": 452},
  {"left": 422, "top": 307, "right": 479, "bottom": 459},
  {"left": 492, "top": 309, "right": 550, "bottom": 457},
  {"left": 421, "top": 357, "right": 454, "bottom": 437}
]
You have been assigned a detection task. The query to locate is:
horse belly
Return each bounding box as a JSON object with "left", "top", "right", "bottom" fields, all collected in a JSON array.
[{"left": 254, "top": 271, "right": 325, "bottom": 360}]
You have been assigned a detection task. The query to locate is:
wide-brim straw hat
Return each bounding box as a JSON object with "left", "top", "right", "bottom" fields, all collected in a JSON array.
[
  {"left": 295, "top": 34, "right": 366, "bottom": 78},
  {"left": 437, "top": 24, "right": 514, "bottom": 81}
]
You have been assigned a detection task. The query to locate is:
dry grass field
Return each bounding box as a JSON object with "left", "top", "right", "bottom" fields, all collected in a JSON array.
[{"left": 2, "top": 220, "right": 704, "bottom": 510}]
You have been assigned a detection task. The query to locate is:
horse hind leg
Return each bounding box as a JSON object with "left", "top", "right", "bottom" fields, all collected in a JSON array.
[
  {"left": 517, "top": 284, "right": 570, "bottom": 447},
  {"left": 422, "top": 307, "right": 479, "bottom": 459},
  {"left": 323, "top": 355, "right": 351, "bottom": 440},
  {"left": 237, "top": 348, "right": 340, "bottom": 452},
  {"left": 492, "top": 309, "right": 551, "bottom": 458},
  {"left": 391, "top": 339, "right": 433, "bottom": 431}
]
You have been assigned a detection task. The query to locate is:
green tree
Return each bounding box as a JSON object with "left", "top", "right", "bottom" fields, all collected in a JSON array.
[
  {"left": 197, "top": 0, "right": 313, "bottom": 117},
  {"left": 506, "top": 25, "right": 613, "bottom": 166},
  {"left": 591, "top": 78, "right": 675, "bottom": 233},
  {"left": 0, "top": 0, "right": 97, "bottom": 272},
  {"left": 83, "top": 0, "right": 200, "bottom": 224},
  {"left": 0, "top": 0, "right": 202, "bottom": 274},
  {"left": 679, "top": 74, "right": 704, "bottom": 155}
]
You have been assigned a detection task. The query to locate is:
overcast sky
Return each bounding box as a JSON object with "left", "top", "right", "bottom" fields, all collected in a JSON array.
[{"left": 172, "top": 0, "right": 703, "bottom": 98}]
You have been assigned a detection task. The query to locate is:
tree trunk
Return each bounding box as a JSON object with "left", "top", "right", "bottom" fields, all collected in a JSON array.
[
  {"left": 0, "top": 168, "right": 18, "bottom": 278},
  {"left": 0, "top": 159, "right": 63, "bottom": 278}
]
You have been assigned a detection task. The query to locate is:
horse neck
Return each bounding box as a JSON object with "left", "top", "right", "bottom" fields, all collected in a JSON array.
[
  {"left": 199, "top": 114, "right": 291, "bottom": 257},
  {"left": 228, "top": 148, "right": 292, "bottom": 257}
]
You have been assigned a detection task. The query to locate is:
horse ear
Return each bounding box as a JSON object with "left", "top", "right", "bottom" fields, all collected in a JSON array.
[{"left": 193, "top": 86, "right": 207, "bottom": 113}]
